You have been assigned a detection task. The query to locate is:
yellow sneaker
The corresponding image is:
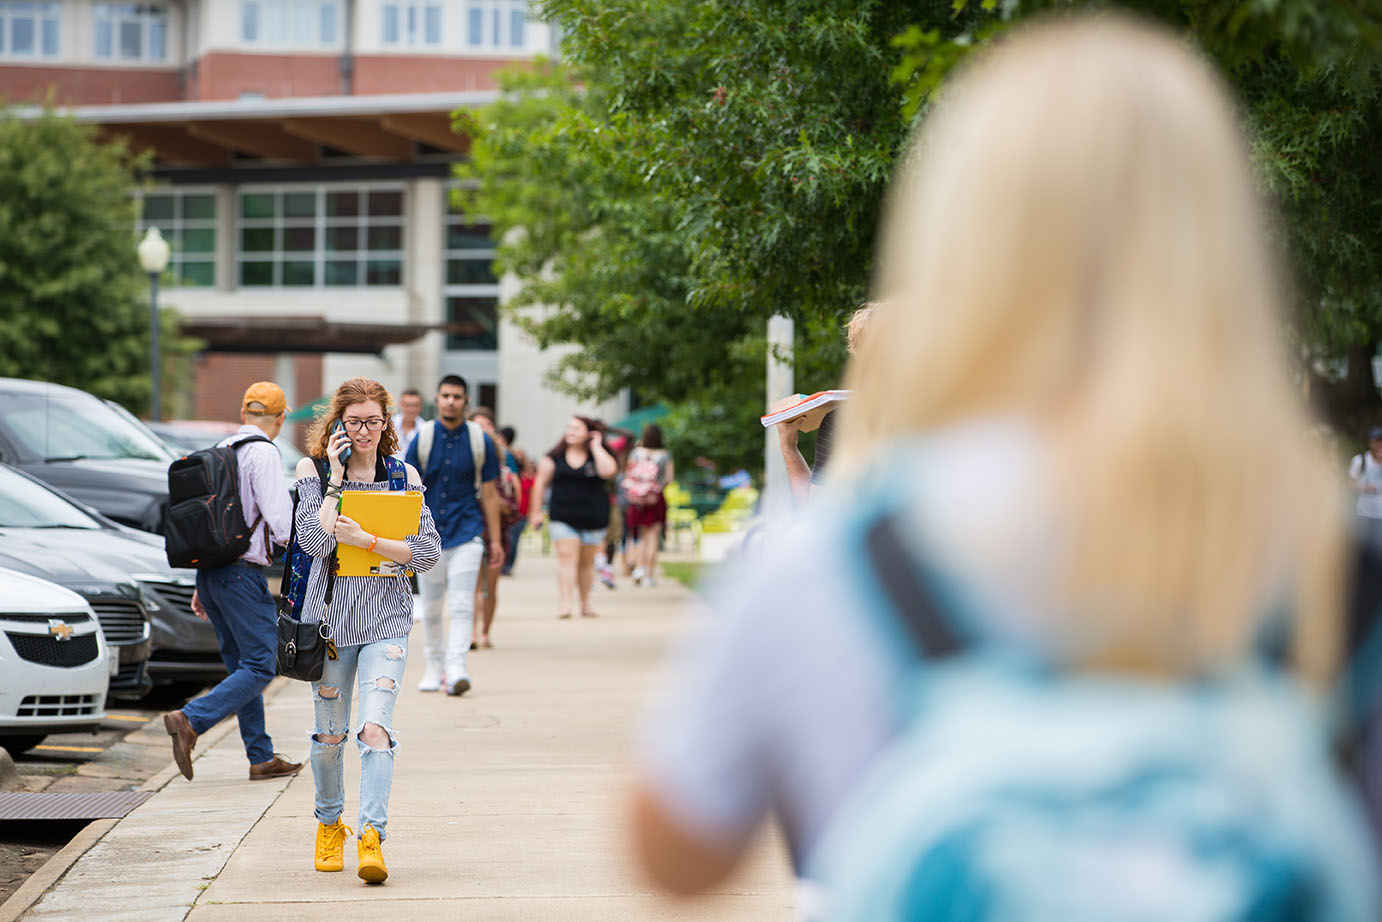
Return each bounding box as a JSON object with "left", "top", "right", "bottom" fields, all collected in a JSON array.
[
  {"left": 357, "top": 825, "right": 388, "bottom": 884},
  {"left": 314, "top": 819, "right": 352, "bottom": 872}
]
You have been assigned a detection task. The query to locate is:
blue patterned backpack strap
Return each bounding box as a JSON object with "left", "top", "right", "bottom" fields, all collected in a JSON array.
[{"left": 383, "top": 454, "right": 408, "bottom": 491}]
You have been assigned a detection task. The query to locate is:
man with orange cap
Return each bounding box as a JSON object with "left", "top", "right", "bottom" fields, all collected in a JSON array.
[{"left": 163, "top": 382, "right": 303, "bottom": 783}]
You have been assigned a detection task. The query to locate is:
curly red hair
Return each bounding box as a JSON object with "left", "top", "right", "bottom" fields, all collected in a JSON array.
[{"left": 306, "top": 377, "right": 399, "bottom": 459}]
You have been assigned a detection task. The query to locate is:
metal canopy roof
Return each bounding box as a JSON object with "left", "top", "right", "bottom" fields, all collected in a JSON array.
[
  {"left": 49, "top": 91, "right": 498, "bottom": 168},
  {"left": 179, "top": 316, "right": 442, "bottom": 355}
]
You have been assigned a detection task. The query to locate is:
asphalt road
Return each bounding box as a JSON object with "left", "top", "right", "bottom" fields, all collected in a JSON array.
[{"left": 0, "top": 685, "right": 201, "bottom": 905}]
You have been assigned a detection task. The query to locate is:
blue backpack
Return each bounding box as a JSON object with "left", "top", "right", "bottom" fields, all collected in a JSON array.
[
  {"left": 277, "top": 454, "right": 409, "bottom": 618},
  {"left": 804, "top": 513, "right": 1380, "bottom": 922}
]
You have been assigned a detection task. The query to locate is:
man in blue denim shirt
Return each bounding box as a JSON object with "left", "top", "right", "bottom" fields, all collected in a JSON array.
[{"left": 406, "top": 374, "right": 502, "bottom": 695}]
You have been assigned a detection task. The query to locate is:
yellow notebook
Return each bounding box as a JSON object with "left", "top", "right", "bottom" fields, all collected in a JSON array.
[{"left": 336, "top": 490, "right": 424, "bottom": 577}]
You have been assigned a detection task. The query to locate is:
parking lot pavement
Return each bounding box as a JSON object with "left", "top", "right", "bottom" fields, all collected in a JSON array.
[{"left": 6, "top": 554, "right": 794, "bottom": 921}]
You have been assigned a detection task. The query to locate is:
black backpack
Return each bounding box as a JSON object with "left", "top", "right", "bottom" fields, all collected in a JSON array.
[{"left": 164, "top": 434, "right": 272, "bottom": 569}]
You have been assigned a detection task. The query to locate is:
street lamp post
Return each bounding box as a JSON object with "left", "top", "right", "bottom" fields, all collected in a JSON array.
[{"left": 137, "top": 227, "right": 171, "bottom": 422}]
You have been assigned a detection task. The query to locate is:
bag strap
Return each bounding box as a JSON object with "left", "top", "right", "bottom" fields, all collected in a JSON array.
[
  {"left": 313, "top": 457, "right": 338, "bottom": 609},
  {"left": 864, "top": 513, "right": 966, "bottom": 662},
  {"left": 228, "top": 433, "right": 272, "bottom": 535},
  {"left": 468, "top": 421, "right": 486, "bottom": 499},
  {"left": 383, "top": 454, "right": 408, "bottom": 491},
  {"left": 417, "top": 420, "right": 435, "bottom": 472}
]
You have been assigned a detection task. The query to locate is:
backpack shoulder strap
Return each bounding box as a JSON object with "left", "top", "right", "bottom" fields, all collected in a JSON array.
[
  {"left": 309, "top": 457, "right": 339, "bottom": 608},
  {"left": 417, "top": 420, "right": 435, "bottom": 472},
  {"left": 864, "top": 513, "right": 966, "bottom": 662},
  {"left": 468, "top": 421, "right": 486, "bottom": 498},
  {"left": 382, "top": 454, "right": 408, "bottom": 491}
]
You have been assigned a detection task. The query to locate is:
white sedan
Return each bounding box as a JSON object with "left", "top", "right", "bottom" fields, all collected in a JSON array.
[{"left": 0, "top": 567, "right": 109, "bottom": 755}]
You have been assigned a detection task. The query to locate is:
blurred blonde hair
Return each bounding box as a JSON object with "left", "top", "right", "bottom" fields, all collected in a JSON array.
[
  {"left": 837, "top": 15, "right": 1345, "bottom": 683},
  {"left": 846, "top": 302, "right": 879, "bottom": 355}
]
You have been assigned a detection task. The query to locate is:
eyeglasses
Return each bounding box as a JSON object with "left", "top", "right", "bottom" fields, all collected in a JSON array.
[{"left": 341, "top": 417, "right": 387, "bottom": 432}]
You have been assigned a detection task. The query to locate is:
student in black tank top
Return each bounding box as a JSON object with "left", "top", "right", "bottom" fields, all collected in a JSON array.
[{"left": 528, "top": 416, "right": 619, "bottom": 618}]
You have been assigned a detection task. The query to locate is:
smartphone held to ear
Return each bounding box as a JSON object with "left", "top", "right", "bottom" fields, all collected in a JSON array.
[{"left": 332, "top": 420, "right": 352, "bottom": 464}]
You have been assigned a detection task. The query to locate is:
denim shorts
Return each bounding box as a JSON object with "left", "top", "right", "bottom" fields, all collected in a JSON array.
[{"left": 549, "top": 519, "right": 606, "bottom": 546}]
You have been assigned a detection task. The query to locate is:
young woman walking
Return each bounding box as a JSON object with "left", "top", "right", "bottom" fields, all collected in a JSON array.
[
  {"left": 623, "top": 424, "right": 674, "bottom": 587},
  {"left": 293, "top": 377, "right": 441, "bottom": 885},
  {"left": 468, "top": 406, "right": 520, "bottom": 649},
  {"left": 529, "top": 416, "right": 618, "bottom": 618}
]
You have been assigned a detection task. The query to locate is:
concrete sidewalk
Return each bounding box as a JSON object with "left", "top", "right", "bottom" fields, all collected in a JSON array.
[{"left": 8, "top": 553, "right": 793, "bottom": 921}]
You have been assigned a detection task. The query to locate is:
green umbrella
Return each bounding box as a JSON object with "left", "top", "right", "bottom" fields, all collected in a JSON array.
[
  {"left": 285, "top": 396, "right": 329, "bottom": 423},
  {"left": 610, "top": 403, "right": 669, "bottom": 433}
]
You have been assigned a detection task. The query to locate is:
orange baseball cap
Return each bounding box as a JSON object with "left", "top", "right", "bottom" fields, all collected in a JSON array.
[{"left": 242, "top": 381, "right": 289, "bottom": 416}]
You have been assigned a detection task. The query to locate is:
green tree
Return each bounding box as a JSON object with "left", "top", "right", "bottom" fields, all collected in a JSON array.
[
  {"left": 461, "top": 0, "right": 1382, "bottom": 472},
  {"left": 0, "top": 105, "right": 194, "bottom": 416},
  {"left": 457, "top": 2, "right": 914, "bottom": 475},
  {"left": 892, "top": 0, "right": 1382, "bottom": 433}
]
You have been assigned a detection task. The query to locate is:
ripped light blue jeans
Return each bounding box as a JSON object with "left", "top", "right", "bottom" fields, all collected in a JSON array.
[{"left": 310, "top": 635, "right": 408, "bottom": 838}]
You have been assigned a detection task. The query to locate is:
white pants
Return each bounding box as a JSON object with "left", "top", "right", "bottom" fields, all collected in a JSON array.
[{"left": 418, "top": 537, "right": 484, "bottom": 678}]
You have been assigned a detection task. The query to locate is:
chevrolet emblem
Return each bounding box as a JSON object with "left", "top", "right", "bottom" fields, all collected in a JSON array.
[{"left": 47, "top": 620, "right": 74, "bottom": 642}]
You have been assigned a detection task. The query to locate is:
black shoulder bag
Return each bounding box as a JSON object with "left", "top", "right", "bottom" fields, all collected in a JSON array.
[{"left": 276, "top": 458, "right": 339, "bottom": 682}]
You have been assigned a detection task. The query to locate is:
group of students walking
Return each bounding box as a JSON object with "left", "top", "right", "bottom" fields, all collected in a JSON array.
[{"left": 160, "top": 371, "right": 676, "bottom": 887}]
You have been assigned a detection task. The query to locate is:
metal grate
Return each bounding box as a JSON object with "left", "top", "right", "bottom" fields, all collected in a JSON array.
[
  {"left": 5, "top": 632, "right": 99, "bottom": 668},
  {"left": 0, "top": 791, "right": 152, "bottom": 821},
  {"left": 88, "top": 599, "right": 146, "bottom": 644},
  {"left": 0, "top": 613, "right": 92, "bottom": 625},
  {"left": 142, "top": 580, "right": 195, "bottom": 620},
  {"left": 17, "top": 694, "right": 100, "bottom": 717}
]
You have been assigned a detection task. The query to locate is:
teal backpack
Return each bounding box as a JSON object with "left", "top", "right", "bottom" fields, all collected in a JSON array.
[{"left": 804, "top": 513, "right": 1381, "bottom": 922}]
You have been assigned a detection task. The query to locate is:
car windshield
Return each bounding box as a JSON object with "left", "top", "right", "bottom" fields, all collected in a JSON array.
[
  {"left": 0, "top": 389, "right": 173, "bottom": 462},
  {"left": 0, "top": 465, "right": 100, "bottom": 529}
]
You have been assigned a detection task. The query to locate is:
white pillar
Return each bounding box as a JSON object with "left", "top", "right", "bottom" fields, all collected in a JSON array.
[{"left": 763, "top": 314, "right": 794, "bottom": 517}]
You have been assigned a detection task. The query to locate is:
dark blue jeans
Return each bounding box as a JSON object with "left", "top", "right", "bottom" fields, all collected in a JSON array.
[
  {"left": 501, "top": 519, "right": 526, "bottom": 575},
  {"left": 182, "top": 561, "right": 278, "bottom": 765}
]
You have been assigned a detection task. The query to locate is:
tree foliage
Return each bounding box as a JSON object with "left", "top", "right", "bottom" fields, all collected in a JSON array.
[
  {"left": 460, "top": 0, "right": 1382, "bottom": 473},
  {"left": 0, "top": 106, "right": 193, "bottom": 416},
  {"left": 893, "top": 0, "right": 1382, "bottom": 430},
  {"left": 456, "top": 1, "right": 915, "bottom": 474}
]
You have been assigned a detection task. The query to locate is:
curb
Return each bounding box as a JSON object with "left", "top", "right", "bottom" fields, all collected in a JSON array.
[{"left": 0, "top": 676, "right": 299, "bottom": 922}]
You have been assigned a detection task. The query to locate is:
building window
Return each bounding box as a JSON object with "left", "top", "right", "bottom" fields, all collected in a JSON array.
[
  {"left": 237, "top": 185, "right": 404, "bottom": 288},
  {"left": 381, "top": 0, "right": 440, "bottom": 46},
  {"left": 0, "top": 2, "right": 60, "bottom": 58},
  {"left": 241, "top": 0, "right": 339, "bottom": 47},
  {"left": 94, "top": 5, "right": 167, "bottom": 61},
  {"left": 444, "top": 194, "right": 498, "bottom": 350},
  {"left": 139, "top": 189, "right": 217, "bottom": 287},
  {"left": 465, "top": 0, "right": 524, "bottom": 50}
]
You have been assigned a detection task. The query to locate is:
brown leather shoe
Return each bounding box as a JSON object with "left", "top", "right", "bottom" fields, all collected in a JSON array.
[
  {"left": 249, "top": 754, "right": 304, "bottom": 781},
  {"left": 163, "top": 710, "right": 197, "bottom": 781}
]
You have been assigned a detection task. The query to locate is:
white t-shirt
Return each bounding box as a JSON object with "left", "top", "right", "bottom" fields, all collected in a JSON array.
[
  {"left": 640, "top": 421, "right": 1060, "bottom": 868},
  {"left": 1350, "top": 452, "right": 1382, "bottom": 519},
  {"left": 392, "top": 412, "right": 423, "bottom": 461}
]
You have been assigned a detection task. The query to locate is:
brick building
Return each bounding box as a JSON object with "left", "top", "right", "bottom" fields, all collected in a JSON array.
[{"left": 0, "top": 0, "right": 626, "bottom": 451}]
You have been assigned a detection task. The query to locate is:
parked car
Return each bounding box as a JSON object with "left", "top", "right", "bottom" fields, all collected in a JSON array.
[
  {"left": 0, "top": 464, "right": 167, "bottom": 697},
  {"left": 0, "top": 568, "right": 110, "bottom": 755},
  {"left": 0, "top": 378, "right": 174, "bottom": 533},
  {"left": 0, "top": 462, "right": 227, "bottom": 693},
  {"left": 145, "top": 419, "right": 306, "bottom": 480}
]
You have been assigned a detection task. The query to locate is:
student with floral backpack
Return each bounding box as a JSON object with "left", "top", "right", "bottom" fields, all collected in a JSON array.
[{"left": 623, "top": 424, "right": 673, "bottom": 587}]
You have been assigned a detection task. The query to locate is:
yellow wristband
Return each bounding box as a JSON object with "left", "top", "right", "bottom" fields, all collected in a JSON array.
[{"left": 368, "top": 534, "right": 378, "bottom": 553}]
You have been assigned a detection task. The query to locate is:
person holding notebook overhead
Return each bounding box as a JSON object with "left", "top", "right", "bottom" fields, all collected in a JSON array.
[{"left": 292, "top": 377, "right": 442, "bottom": 885}]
